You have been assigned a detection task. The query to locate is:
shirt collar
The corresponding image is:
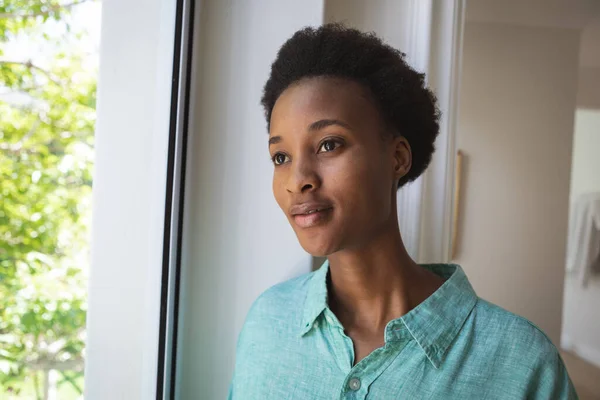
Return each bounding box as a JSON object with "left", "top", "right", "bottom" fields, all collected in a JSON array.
[
  {"left": 300, "top": 260, "right": 478, "bottom": 369},
  {"left": 300, "top": 259, "right": 330, "bottom": 335}
]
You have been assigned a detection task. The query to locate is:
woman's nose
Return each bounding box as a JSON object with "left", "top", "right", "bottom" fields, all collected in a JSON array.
[{"left": 287, "top": 157, "right": 321, "bottom": 194}]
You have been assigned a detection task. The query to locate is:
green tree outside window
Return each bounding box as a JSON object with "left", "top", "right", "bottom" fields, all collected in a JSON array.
[{"left": 1, "top": 1, "right": 99, "bottom": 398}]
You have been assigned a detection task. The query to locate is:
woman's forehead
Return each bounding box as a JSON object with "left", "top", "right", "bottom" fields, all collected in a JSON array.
[{"left": 269, "top": 77, "right": 381, "bottom": 135}]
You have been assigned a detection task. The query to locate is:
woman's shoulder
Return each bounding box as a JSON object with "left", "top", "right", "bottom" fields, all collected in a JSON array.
[
  {"left": 472, "top": 298, "right": 558, "bottom": 354},
  {"left": 466, "top": 299, "right": 577, "bottom": 398},
  {"left": 469, "top": 298, "right": 569, "bottom": 384},
  {"left": 243, "top": 270, "right": 315, "bottom": 327}
]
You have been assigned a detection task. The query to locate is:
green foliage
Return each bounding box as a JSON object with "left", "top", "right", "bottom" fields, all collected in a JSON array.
[
  {"left": 0, "top": 1, "right": 86, "bottom": 41},
  {"left": 1, "top": 0, "right": 97, "bottom": 396}
]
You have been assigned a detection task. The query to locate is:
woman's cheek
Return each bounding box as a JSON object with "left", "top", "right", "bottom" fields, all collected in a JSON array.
[{"left": 327, "top": 150, "right": 370, "bottom": 189}]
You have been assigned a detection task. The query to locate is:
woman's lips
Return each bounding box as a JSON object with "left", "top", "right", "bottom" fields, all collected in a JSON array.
[{"left": 292, "top": 207, "right": 333, "bottom": 228}]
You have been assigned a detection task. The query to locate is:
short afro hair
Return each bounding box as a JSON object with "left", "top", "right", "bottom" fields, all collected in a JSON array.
[{"left": 261, "top": 23, "right": 440, "bottom": 187}]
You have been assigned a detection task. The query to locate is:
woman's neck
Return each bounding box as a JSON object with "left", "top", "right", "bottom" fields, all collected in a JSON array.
[{"left": 326, "top": 221, "right": 444, "bottom": 335}]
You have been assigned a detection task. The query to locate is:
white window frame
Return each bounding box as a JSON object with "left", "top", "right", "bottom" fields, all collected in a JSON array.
[{"left": 84, "top": 0, "right": 191, "bottom": 398}]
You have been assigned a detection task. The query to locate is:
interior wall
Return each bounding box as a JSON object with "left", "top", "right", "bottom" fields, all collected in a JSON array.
[
  {"left": 562, "top": 108, "right": 600, "bottom": 367},
  {"left": 577, "top": 67, "right": 600, "bottom": 109},
  {"left": 454, "top": 21, "right": 580, "bottom": 344},
  {"left": 324, "top": 0, "right": 412, "bottom": 51},
  {"left": 569, "top": 109, "right": 600, "bottom": 200},
  {"left": 176, "top": 1, "right": 323, "bottom": 398},
  {"left": 562, "top": 13, "right": 600, "bottom": 367},
  {"left": 563, "top": 262, "right": 600, "bottom": 367}
]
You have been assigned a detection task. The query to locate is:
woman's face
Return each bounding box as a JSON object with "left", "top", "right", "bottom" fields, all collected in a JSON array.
[{"left": 269, "top": 77, "right": 410, "bottom": 256}]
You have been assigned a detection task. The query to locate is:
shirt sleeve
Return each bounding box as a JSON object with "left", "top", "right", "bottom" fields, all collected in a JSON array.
[{"left": 527, "top": 349, "right": 579, "bottom": 399}]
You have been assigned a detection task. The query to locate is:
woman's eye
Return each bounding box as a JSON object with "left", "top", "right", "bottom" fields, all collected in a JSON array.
[
  {"left": 272, "top": 153, "right": 289, "bottom": 165},
  {"left": 318, "top": 139, "right": 340, "bottom": 153}
]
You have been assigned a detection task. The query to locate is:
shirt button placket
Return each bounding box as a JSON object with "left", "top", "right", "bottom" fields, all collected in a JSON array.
[
  {"left": 348, "top": 377, "right": 361, "bottom": 391},
  {"left": 343, "top": 376, "right": 366, "bottom": 400}
]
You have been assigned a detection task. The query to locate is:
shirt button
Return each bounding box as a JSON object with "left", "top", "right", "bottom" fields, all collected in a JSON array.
[{"left": 348, "top": 377, "right": 361, "bottom": 391}]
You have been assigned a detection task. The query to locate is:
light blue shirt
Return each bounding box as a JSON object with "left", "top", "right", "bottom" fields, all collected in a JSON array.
[{"left": 229, "top": 262, "right": 577, "bottom": 399}]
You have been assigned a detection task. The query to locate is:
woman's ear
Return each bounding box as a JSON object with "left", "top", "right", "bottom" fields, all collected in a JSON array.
[{"left": 392, "top": 135, "right": 412, "bottom": 183}]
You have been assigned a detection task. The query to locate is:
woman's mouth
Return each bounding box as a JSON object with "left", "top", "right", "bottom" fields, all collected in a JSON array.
[{"left": 291, "top": 207, "right": 333, "bottom": 228}]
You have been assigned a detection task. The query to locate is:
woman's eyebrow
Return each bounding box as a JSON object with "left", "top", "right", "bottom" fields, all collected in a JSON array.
[
  {"left": 268, "top": 136, "right": 282, "bottom": 146},
  {"left": 269, "top": 119, "right": 352, "bottom": 146},
  {"left": 308, "top": 119, "right": 352, "bottom": 131}
]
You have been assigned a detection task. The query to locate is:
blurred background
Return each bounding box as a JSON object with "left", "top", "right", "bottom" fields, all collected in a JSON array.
[
  {"left": 454, "top": 1, "right": 600, "bottom": 399},
  {"left": 2, "top": 0, "right": 600, "bottom": 399}
]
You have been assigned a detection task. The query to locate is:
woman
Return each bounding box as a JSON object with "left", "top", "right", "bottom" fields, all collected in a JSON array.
[{"left": 229, "top": 24, "right": 577, "bottom": 399}]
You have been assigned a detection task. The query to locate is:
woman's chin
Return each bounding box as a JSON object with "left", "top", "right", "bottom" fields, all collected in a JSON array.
[{"left": 298, "top": 237, "right": 339, "bottom": 258}]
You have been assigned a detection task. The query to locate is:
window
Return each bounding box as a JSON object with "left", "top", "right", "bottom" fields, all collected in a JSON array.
[{"left": 1, "top": 1, "right": 101, "bottom": 398}]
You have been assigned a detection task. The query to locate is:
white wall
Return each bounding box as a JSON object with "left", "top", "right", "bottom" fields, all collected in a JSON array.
[
  {"left": 324, "top": 0, "right": 412, "bottom": 51},
  {"left": 466, "top": 0, "right": 600, "bottom": 30},
  {"left": 563, "top": 270, "right": 600, "bottom": 368},
  {"left": 577, "top": 13, "right": 600, "bottom": 110},
  {"left": 176, "top": 1, "right": 323, "bottom": 398},
  {"left": 84, "top": 0, "right": 176, "bottom": 398},
  {"left": 454, "top": 21, "right": 580, "bottom": 344},
  {"left": 561, "top": 13, "right": 600, "bottom": 367},
  {"left": 569, "top": 109, "right": 600, "bottom": 200},
  {"left": 577, "top": 67, "right": 600, "bottom": 109},
  {"left": 562, "top": 108, "right": 600, "bottom": 367}
]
